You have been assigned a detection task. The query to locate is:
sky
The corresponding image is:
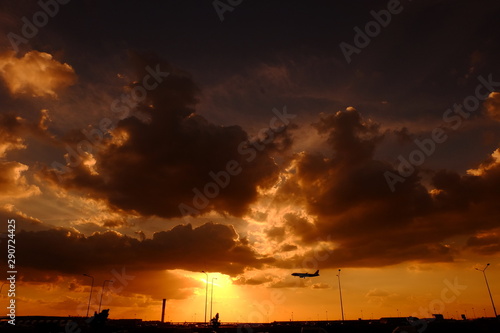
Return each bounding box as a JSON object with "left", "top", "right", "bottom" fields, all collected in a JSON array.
[{"left": 0, "top": 0, "right": 500, "bottom": 323}]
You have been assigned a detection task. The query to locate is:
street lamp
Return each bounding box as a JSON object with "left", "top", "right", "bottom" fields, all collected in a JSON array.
[
  {"left": 475, "top": 263, "right": 497, "bottom": 318},
  {"left": 83, "top": 274, "right": 94, "bottom": 318},
  {"left": 202, "top": 271, "right": 208, "bottom": 326},
  {"left": 98, "top": 280, "right": 113, "bottom": 313},
  {"left": 210, "top": 277, "right": 217, "bottom": 322},
  {"left": 337, "top": 269, "right": 345, "bottom": 321}
]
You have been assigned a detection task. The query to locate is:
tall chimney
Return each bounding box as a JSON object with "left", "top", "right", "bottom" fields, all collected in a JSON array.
[{"left": 161, "top": 299, "right": 166, "bottom": 322}]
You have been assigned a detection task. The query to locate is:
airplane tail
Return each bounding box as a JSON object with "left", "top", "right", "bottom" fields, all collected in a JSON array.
[{"left": 314, "top": 270, "right": 319, "bottom": 275}]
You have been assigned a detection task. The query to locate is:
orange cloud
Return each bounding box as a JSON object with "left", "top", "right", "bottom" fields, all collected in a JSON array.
[
  {"left": 0, "top": 114, "right": 41, "bottom": 200},
  {"left": 484, "top": 92, "right": 500, "bottom": 122},
  {"left": 466, "top": 148, "right": 500, "bottom": 176},
  {"left": 0, "top": 161, "right": 40, "bottom": 200},
  {"left": 0, "top": 114, "right": 25, "bottom": 157},
  {"left": 466, "top": 230, "right": 500, "bottom": 255},
  {"left": 268, "top": 108, "right": 500, "bottom": 269},
  {"left": 42, "top": 57, "right": 292, "bottom": 219},
  {"left": 12, "top": 222, "right": 273, "bottom": 278},
  {"left": 0, "top": 50, "right": 76, "bottom": 98}
]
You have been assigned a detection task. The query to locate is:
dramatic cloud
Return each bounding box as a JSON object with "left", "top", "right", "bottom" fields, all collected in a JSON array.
[
  {"left": 0, "top": 0, "right": 499, "bottom": 322},
  {"left": 11, "top": 222, "right": 273, "bottom": 277},
  {"left": 0, "top": 51, "right": 76, "bottom": 97},
  {"left": 272, "top": 108, "right": 500, "bottom": 268},
  {"left": 433, "top": 148, "right": 500, "bottom": 212},
  {"left": 44, "top": 56, "right": 292, "bottom": 219}
]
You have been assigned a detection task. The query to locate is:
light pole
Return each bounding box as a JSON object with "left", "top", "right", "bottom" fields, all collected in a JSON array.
[
  {"left": 337, "top": 269, "right": 345, "bottom": 321},
  {"left": 83, "top": 274, "right": 94, "bottom": 318},
  {"left": 210, "top": 277, "right": 217, "bottom": 322},
  {"left": 98, "top": 280, "right": 113, "bottom": 313},
  {"left": 202, "top": 271, "right": 208, "bottom": 326},
  {"left": 475, "top": 263, "right": 497, "bottom": 318}
]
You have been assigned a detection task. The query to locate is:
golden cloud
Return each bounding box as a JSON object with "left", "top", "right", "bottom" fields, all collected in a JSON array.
[
  {"left": 0, "top": 161, "right": 41, "bottom": 200},
  {"left": 484, "top": 92, "right": 500, "bottom": 122},
  {"left": 0, "top": 114, "right": 43, "bottom": 201},
  {"left": 0, "top": 50, "right": 76, "bottom": 98},
  {"left": 466, "top": 148, "right": 500, "bottom": 176}
]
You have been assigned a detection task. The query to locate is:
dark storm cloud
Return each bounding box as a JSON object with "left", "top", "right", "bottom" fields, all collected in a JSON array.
[
  {"left": 43, "top": 56, "right": 292, "bottom": 218},
  {"left": 2, "top": 0, "right": 499, "bottom": 281},
  {"left": 9, "top": 222, "right": 273, "bottom": 278},
  {"left": 279, "top": 108, "right": 430, "bottom": 218},
  {"left": 274, "top": 108, "right": 500, "bottom": 268},
  {"left": 432, "top": 153, "right": 500, "bottom": 214}
]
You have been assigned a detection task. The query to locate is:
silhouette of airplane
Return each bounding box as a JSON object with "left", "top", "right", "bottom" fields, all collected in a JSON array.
[{"left": 291, "top": 270, "right": 319, "bottom": 278}]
